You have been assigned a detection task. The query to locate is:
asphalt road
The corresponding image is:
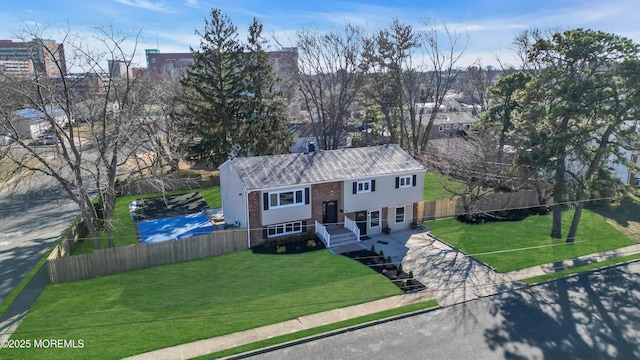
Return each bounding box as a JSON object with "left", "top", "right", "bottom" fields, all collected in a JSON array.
[
  {"left": 243, "top": 261, "right": 640, "bottom": 360},
  {"left": 0, "top": 173, "right": 80, "bottom": 304}
]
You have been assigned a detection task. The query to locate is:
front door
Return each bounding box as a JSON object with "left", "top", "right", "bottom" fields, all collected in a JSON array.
[
  {"left": 323, "top": 200, "right": 338, "bottom": 225},
  {"left": 368, "top": 209, "right": 381, "bottom": 235},
  {"left": 355, "top": 210, "right": 367, "bottom": 235}
]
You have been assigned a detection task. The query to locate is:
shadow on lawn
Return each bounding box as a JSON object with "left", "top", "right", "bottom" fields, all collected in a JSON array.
[{"left": 587, "top": 197, "right": 640, "bottom": 229}]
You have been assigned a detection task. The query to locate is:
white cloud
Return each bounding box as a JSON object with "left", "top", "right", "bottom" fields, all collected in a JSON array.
[{"left": 114, "top": 0, "right": 174, "bottom": 13}]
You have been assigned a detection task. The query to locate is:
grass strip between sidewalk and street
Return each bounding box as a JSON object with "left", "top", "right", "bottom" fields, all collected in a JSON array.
[
  {"left": 521, "top": 253, "right": 640, "bottom": 284},
  {"left": 196, "top": 299, "right": 439, "bottom": 360}
]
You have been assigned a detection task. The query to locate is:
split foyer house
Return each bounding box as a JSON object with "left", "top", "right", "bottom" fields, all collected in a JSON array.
[{"left": 219, "top": 144, "right": 426, "bottom": 248}]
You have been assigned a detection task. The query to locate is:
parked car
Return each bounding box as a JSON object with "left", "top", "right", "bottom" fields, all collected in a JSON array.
[{"left": 30, "top": 135, "right": 58, "bottom": 146}]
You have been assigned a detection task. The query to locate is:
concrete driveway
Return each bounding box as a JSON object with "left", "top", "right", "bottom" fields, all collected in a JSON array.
[{"left": 335, "top": 227, "right": 521, "bottom": 307}]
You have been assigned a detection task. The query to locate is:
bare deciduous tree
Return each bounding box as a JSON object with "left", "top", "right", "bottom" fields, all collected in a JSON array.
[
  {"left": 0, "top": 25, "right": 162, "bottom": 249},
  {"left": 293, "top": 25, "right": 364, "bottom": 150}
]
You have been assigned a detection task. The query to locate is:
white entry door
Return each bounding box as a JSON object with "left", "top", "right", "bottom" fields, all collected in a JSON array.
[{"left": 368, "top": 209, "right": 381, "bottom": 235}]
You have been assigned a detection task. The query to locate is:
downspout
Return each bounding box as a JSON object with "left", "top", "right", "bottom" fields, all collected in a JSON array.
[{"left": 245, "top": 187, "right": 250, "bottom": 249}]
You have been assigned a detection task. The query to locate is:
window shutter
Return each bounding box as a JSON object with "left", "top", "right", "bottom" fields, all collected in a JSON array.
[
  {"left": 371, "top": 180, "right": 376, "bottom": 192},
  {"left": 302, "top": 220, "right": 307, "bottom": 232},
  {"left": 262, "top": 228, "right": 267, "bottom": 239},
  {"left": 263, "top": 193, "right": 269, "bottom": 210},
  {"left": 395, "top": 177, "right": 399, "bottom": 189},
  {"left": 352, "top": 182, "right": 357, "bottom": 194},
  {"left": 412, "top": 174, "right": 417, "bottom": 187},
  {"left": 305, "top": 188, "right": 310, "bottom": 204}
]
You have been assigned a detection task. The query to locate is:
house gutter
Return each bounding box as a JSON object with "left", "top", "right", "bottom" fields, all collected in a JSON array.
[{"left": 244, "top": 186, "right": 250, "bottom": 249}]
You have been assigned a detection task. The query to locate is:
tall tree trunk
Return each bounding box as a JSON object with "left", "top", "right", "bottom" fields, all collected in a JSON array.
[
  {"left": 566, "top": 202, "right": 584, "bottom": 243},
  {"left": 551, "top": 154, "right": 566, "bottom": 239}
]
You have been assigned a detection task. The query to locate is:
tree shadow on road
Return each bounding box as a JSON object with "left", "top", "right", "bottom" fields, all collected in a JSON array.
[{"left": 484, "top": 264, "right": 640, "bottom": 359}]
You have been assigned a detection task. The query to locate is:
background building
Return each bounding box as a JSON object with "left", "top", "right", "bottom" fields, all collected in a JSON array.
[{"left": 0, "top": 39, "right": 66, "bottom": 77}]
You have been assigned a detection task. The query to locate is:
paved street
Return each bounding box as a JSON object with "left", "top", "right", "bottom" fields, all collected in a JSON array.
[
  {"left": 242, "top": 261, "right": 640, "bottom": 360},
  {"left": 0, "top": 173, "right": 79, "bottom": 304}
]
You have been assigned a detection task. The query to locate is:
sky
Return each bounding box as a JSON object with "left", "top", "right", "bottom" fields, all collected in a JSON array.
[{"left": 2, "top": 0, "right": 640, "bottom": 70}]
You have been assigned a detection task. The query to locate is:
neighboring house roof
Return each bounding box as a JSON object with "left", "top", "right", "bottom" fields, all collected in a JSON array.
[
  {"left": 13, "top": 106, "right": 65, "bottom": 121},
  {"left": 227, "top": 144, "right": 425, "bottom": 190},
  {"left": 432, "top": 111, "right": 478, "bottom": 126}
]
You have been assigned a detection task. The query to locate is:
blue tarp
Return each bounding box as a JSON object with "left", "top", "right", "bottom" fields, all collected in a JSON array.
[{"left": 137, "top": 213, "right": 215, "bottom": 244}]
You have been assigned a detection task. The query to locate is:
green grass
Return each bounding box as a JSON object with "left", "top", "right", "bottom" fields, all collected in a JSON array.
[
  {"left": 73, "top": 186, "right": 221, "bottom": 254},
  {"left": 2, "top": 249, "right": 403, "bottom": 359},
  {"left": 428, "top": 209, "right": 636, "bottom": 272},
  {"left": 423, "top": 172, "right": 464, "bottom": 201},
  {"left": 521, "top": 253, "right": 640, "bottom": 284},
  {"left": 199, "top": 299, "right": 439, "bottom": 359}
]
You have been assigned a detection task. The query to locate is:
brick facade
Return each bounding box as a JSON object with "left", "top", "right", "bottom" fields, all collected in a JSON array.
[
  {"left": 247, "top": 191, "right": 264, "bottom": 247},
  {"left": 311, "top": 182, "right": 342, "bottom": 225}
]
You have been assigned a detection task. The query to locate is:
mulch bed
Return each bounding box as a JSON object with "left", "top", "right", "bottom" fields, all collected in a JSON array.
[
  {"left": 341, "top": 250, "right": 427, "bottom": 293},
  {"left": 456, "top": 206, "right": 550, "bottom": 225},
  {"left": 130, "top": 192, "right": 209, "bottom": 222}
]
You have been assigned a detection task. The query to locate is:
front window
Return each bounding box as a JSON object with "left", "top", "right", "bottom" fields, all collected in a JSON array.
[
  {"left": 395, "top": 207, "right": 405, "bottom": 224},
  {"left": 267, "top": 221, "right": 303, "bottom": 238},
  {"left": 269, "top": 189, "right": 305, "bottom": 209},
  {"left": 399, "top": 176, "right": 412, "bottom": 188},
  {"left": 357, "top": 180, "right": 371, "bottom": 194}
]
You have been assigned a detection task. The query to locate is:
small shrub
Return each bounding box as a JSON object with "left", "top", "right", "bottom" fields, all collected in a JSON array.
[
  {"left": 398, "top": 263, "right": 403, "bottom": 273},
  {"left": 276, "top": 246, "right": 286, "bottom": 254},
  {"left": 306, "top": 239, "right": 317, "bottom": 248},
  {"left": 370, "top": 244, "right": 376, "bottom": 253},
  {"left": 379, "top": 250, "right": 384, "bottom": 258}
]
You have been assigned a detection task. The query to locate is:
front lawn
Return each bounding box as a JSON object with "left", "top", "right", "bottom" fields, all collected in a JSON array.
[
  {"left": 3, "top": 249, "right": 403, "bottom": 359},
  {"left": 73, "top": 186, "right": 221, "bottom": 254},
  {"left": 428, "top": 209, "right": 636, "bottom": 272}
]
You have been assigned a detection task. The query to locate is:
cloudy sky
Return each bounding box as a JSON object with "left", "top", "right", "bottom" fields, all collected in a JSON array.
[{"left": 2, "top": 0, "right": 640, "bottom": 69}]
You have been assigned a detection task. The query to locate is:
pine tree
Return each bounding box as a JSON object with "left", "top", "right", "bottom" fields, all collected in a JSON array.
[{"left": 181, "top": 9, "right": 291, "bottom": 167}]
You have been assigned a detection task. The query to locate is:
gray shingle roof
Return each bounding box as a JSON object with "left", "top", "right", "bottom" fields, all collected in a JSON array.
[{"left": 229, "top": 144, "right": 425, "bottom": 190}]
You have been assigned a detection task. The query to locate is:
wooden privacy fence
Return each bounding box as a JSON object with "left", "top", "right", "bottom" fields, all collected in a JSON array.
[
  {"left": 47, "top": 229, "right": 248, "bottom": 284},
  {"left": 116, "top": 175, "right": 220, "bottom": 197},
  {"left": 418, "top": 190, "right": 541, "bottom": 221}
]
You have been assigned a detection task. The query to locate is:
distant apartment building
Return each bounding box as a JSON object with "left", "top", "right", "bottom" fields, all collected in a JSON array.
[
  {"left": 0, "top": 39, "right": 66, "bottom": 77},
  {"left": 144, "top": 47, "right": 298, "bottom": 82},
  {"left": 107, "top": 59, "right": 132, "bottom": 78}
]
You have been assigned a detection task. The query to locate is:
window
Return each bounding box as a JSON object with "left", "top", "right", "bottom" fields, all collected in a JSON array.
[
  {"left": 439, "top": 125, "right": 444, "bottom": 131},
  {"left": 453, "top": 124, "right": 459, "bottom": 129},
  {"left": 267, "top": 221, "right": 303, "bottom": 238},
  {"left": 353, "top": 180, "right": 375, "bottom": 194},
  {"left": 444, "top": 124, "right": 451, "bottom": 130},
  {"left": 395, "top": 207, "right": 405, "bottom": 224},
  {"left": 264, "top": 188, "right": 308, "bottom": 209},
  {"left": 395, "top": 175, "right": 417, "bottom": 189},
  {"left": 399, "top": 176, "right": 412, "bottom": 188},
  {"left": 358, "top": 181, "right": 370, "bottom": 193}
]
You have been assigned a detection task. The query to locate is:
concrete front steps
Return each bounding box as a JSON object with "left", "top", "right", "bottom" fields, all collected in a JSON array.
[{"left": 325, "top": 227, "right": 359, "bottom": 248}]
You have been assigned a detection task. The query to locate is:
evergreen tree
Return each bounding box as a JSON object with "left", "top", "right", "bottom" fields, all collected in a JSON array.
[{"left": 181, "top": 9, "right": 291, "bottom": 167}]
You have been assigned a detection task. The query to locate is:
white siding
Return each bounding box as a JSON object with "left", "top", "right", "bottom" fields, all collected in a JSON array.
[
  {"left": 219, "top": 161, "right": 248, "bottom": 228},
  {"left": 387, "top": 204, "right": 413, "bottom": 231},
  {"left": 341, "top": 172, "right": 424, "bottom": 213},
  {"left": 261, "top": 185, "right": 312, "bottom": 226}
]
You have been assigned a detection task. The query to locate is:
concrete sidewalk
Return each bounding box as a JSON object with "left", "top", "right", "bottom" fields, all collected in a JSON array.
[{"left": 124, "top": 235, "right": 640, "bottom": 360}]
